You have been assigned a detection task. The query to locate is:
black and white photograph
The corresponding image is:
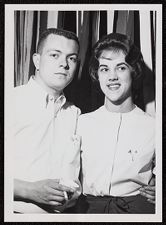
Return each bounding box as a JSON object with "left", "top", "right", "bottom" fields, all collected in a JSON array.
[{"left": 4, "top": 3, "right": 162, "bottom": 222}]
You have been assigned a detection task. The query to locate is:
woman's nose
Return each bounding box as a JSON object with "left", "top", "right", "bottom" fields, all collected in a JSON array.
[{"left": 108, "top": 70, "right": 118, "bottom": 80}]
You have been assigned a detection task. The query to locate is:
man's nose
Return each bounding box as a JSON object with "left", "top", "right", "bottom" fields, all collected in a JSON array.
[{"left": 59, "top": 57, "right": 69, "bottom": 70}]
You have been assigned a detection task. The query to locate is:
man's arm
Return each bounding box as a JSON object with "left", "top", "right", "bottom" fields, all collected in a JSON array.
[
  {"left": 14, "top": 179, "right": 75, "bottom": 207},
  {"left": 139, "top": 175, "right": 155, "bottom": 204}
]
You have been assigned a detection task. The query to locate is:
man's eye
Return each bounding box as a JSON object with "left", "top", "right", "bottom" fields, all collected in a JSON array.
[
  {"left": 50, "top": 53, "right": 59, "bottom": 58},
  {"left": 68, "top": 56, "right": 77, "bottom": 63}
]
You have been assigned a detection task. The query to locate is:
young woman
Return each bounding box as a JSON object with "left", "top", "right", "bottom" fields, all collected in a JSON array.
[{"left": 76, "top": 33, "right": 155, "bottom": 214}]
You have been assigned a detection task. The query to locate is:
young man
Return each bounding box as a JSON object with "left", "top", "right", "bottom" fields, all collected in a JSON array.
[
  {"left": 13, "top": 28, "right": 81, "bottom": 213},
  {"left": 76, "top": 33, "right": 156, "bottom": 213}
]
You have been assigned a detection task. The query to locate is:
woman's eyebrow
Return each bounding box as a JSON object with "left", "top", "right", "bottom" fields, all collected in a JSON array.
[
  {"left": 99, "top": 56, "right": 112, "bottom": 60},
  {"left": 116, "top": 62, "right": 129, "bottom": 67},
  {"left": 99, "top": 64, "right": 108, "bottom": 68},
  {"left": 99, "top": 58, "right": 129, "bottom": 67}
]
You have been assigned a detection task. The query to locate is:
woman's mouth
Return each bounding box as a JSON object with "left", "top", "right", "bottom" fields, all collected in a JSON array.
[{"left": 107, "top": 83, "right": 121, "bottom": 91}]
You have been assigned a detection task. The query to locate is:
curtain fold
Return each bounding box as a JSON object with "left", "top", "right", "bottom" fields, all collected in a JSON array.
[
  {"left": 14, "top": 11, "right": 34, "bottom": 86},
  {"left": 47, "top": 11, "right": 58, "bottom": 28},
  {"left": 140, "top": 11, "right": 153, "bottom": 70},
  {"left": 77, "top": 11, "right": 90, "bottom": 80},
  {"left": 107, "top": 10, "right": 114, "bottom": 34},
  {"left": 116, "top": 10, "right": 128, "bottom": 35},
  {"left": 140, "top": 11, "right": 155, "bottom": 116},
  {"left": 99, "top": 11, "right": 107, "bottom": 39},
  {"left": 126, "top": 11, "right": 134, "bottom": 42},
  {"left": 23, "top": 11, "right": 34, "bottom": 85},
  {"left": 92, "top": 11, "right": 100, "bottom": 46}
]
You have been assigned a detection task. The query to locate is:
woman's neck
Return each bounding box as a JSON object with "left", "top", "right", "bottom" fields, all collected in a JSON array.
[{"left": 104, "top": 96, "right": 135, "bottom": 113}]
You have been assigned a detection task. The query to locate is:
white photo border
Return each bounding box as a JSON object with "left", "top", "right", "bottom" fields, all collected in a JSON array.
[{"left": 4, "top": 3, "right": 162, "bottom": 222}]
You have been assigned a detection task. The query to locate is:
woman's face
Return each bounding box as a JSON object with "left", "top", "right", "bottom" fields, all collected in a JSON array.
[{"left": 97, "top": 49, "right": 133, "bottom": 105}]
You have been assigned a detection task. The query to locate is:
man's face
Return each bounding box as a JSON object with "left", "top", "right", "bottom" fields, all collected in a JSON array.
[
  {"left": 98, "top": 49, "right": 132, "bottom": 105},
  {"left": 34, "top": 34, "right": 79, "bottom": 94}
]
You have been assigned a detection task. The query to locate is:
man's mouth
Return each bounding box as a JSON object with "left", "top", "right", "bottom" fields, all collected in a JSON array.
[{"left": 54, "top": 72, "right": 67, "bottom": 76}]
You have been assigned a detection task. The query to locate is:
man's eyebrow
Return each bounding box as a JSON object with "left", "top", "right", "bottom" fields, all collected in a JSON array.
[
  {"left": 46, "top": 49, "right": 78, "bottom": 56},
  {"left": 67, "top": 53, "right": 78, "bottom": 57},
  {"left": 46, "top": 49, "right": 61, "bottom": 53}
]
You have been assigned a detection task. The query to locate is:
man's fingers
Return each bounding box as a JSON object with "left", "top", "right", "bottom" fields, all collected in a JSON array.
[
  {"left": 48, "top": 187, "right": 65, "bottom": 197},
  {"left": 58, "top": 183, "right": 74, "bottom": 193},
  {"left": 48, "top": 194, "right": 65, "bottom": 203},
  {"left": 140, "top": 190, "right": 155, "bottom": 200},
  {"left": 140, "top": 189, "right": 155, "bottom": 196},
  {"left": 48, "top": 180, "right": 74, "bottom": 193},
  {"left": 139, "top": 185, "right": 155, "bottom": 205},
  {"left": 147, "top": 199, "right": 155, "bottom": 204},
  {"left": 143, "top": 186, "right": 155, "bottom": 191},
  {"left": 148, "top": 176, "right": 155, "bottom": 186},
  {"left": 48, "top": 201, "right": 62, "bottom": 206},
  {"left": 46, "top": 187, "right": 66, "bottom": 202}
]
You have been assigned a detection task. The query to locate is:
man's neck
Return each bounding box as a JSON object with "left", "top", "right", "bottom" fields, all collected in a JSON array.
[
  {"left": 104, "top": 97, "right": 135, "bottom": 113},
  {"left": 34, "top": 75, "right": 62, "bottom": 99}
]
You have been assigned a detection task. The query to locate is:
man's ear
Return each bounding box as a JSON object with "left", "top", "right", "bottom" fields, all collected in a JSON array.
[{"left": 33, "top": 53, "right": 40, "bottom": 70}]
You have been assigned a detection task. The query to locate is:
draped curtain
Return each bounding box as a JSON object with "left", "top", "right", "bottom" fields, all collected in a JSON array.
[{"left": 14, "top": 10, "right": 156, "bottom": 115}]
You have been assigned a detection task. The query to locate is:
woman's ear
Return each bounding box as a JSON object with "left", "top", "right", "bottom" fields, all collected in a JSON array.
[{"left": 32, "top": 53, "right": 40, "bottom": 70}]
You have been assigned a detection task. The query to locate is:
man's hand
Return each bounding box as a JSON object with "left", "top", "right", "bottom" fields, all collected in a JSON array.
[
  {"left": 139, "top": 176, "right": 155, "bottom": 204},
  {"left": 14, "top": 179, "right": 74, "bottom": 208}
]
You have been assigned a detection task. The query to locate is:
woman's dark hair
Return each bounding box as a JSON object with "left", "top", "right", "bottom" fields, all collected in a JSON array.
[{"left": 89, "top": 33, "right": 145, "bottom": 90}]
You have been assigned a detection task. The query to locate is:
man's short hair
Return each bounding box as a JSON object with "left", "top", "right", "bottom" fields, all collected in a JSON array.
[
  {"left": 89, "top": 33, "right": 145, "bottom": 90},
  {"left": 37, "top": 28, "right": 79, "bottom": 54}
]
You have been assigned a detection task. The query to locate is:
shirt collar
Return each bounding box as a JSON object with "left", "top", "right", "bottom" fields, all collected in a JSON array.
[
  {"left": 99, "top": 104, "right": 138, "bottom": 116},
  {"left": 46, "top": 94, "right": 66, "bottom": 108},
  {"left": 28, "top": 76, "right": 66, "bottom": 108}
]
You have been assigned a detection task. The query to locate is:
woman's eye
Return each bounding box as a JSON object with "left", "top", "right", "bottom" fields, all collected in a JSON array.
[
  {"left": 99, "top": 67, "right": 109, "bottom": 72},
  {"left": 117, "top": 66, "right": 126, "bottom": 71}
]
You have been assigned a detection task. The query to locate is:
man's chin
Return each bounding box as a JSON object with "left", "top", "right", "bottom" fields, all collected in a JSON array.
[{"left": 52, "top": 83, "right": 68, "bottom": 92}]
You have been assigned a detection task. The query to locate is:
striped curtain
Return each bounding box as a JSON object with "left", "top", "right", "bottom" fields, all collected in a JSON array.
[{"left": 14, "top": 10, "right": 156, "bottom": 116}]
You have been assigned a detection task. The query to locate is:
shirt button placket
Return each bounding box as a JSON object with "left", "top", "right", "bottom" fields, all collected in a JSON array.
[{"left": 48, "top": 96, "right": 55, "bottom": 118}]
